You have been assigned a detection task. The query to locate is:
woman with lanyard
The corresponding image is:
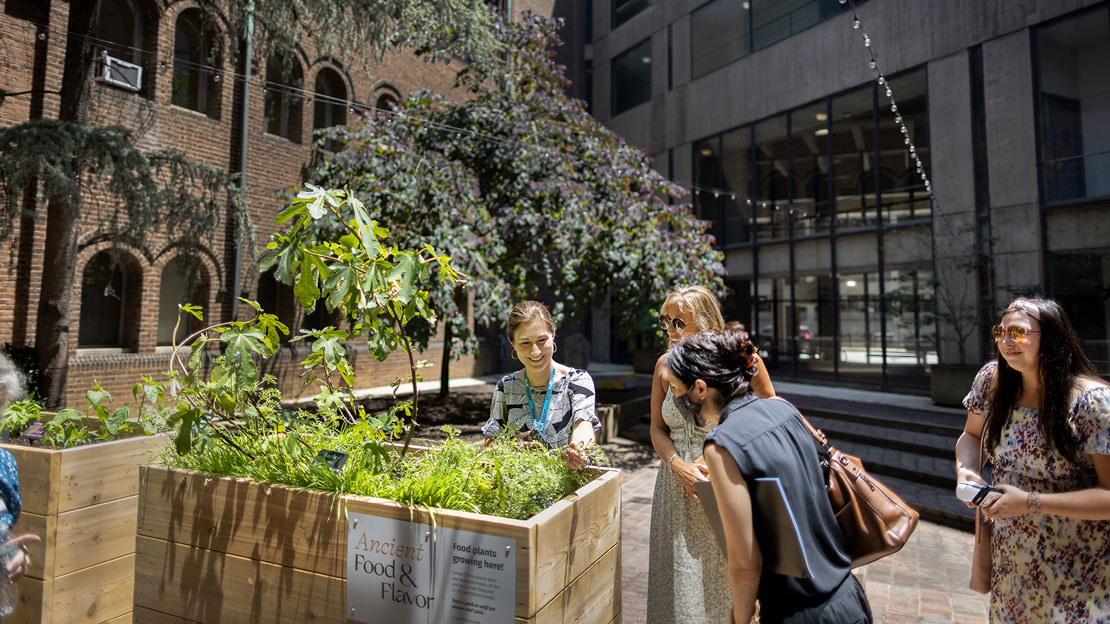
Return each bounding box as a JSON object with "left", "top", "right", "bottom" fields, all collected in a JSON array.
[{"left": 482, "top": 301, "right": 600, "bottom": 469}]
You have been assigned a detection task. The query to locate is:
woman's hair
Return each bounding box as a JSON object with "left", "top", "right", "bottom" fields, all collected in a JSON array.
[
  {"left": 662, "top": 286, "right": 725, "bottom": 335},
  {"left": 664, "top": 323, "right": 758, "bottom": 409},
  {"left": 506, "top": 300, "right": 556, "bottom": 342},
  {"left": 0, "top": 352, "right": 26, "bottom": 405},
  {"left": 985, "top": 297, "right": 1095, "bottom": 464}
]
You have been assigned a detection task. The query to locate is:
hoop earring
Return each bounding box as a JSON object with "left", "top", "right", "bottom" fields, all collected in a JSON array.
[
  {"left": 510, "top": 351, "right": 519, "bottom": 361},
  {"left": 552, "top": 343, "right": 557, "bottom": 353}
]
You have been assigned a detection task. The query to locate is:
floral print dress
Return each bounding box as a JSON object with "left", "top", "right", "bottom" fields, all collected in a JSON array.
[
  {"left": 645, "top": 388, "right": 731, "bottom": 624},
  {"left": 964, "top": 361, "right": 1110, "bottom": 623}
]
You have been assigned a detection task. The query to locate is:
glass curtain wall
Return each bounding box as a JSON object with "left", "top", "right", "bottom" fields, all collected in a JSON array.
[
  {"left": 793, "top": 273, "right": 835, "bottom": 377},
  {"left": 754, "top": 115, "right": 791, "bottom": 240},
  {"left": 1040, "top": 7, "right": 1110, "bottom": 376},
  {"left": 721, "top": 127, "right": 754, "bottom": 246},
  {"left": 1049, "top": 249, "right": 1110, "bottom": 374},
  {"left": 831, "top": 85, "right": 877, "bottom": 230},
  {"left": 690, "top": 0, "right": 863, "bottom": 79},
  {"left": 695, "top": 66, "right": 935, "bottom": 390},
  {"left": 880, "top": 71, "right": 931, "bottom": 225},
  {"left": 1035, "top": 5, "right": 1110, "bottom": 203},
  {"left": 611, "top": 38, "right": 653, "bottom": 115},
  {"left": 690, "top": 0, "right": 748, "bottom": 79},
  {"left": 694, "top": 137, "right": 724, "bottom": 244},
  {"left": 791, "top": 101, "right": 832, "bottom": 236}
]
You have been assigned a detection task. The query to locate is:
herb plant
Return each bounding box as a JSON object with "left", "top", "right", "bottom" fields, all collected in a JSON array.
[{"left": 0, "top": 382, "right": 163, "bottom": 448}]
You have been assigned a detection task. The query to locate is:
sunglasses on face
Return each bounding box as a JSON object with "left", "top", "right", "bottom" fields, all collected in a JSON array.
[
  {"left": 992, "top": 325, "right": 1040, "bottom": 342},
  {"left": 659, "top": 315, "right": 688, "bottom": 333}
]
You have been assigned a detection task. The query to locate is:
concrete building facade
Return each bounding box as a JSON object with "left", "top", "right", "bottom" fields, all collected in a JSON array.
[{"left": 589, "top": 0, "right": 1110, "bottom": 391}]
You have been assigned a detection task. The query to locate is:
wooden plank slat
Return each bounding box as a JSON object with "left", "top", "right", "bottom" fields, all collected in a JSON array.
[
  {"left": 533, "top": 541, "right": 620, "bottom": 624},
  {"left": 137, "top": 466, "right": 350, "bottom": 578},
  {"left": 532, "top": 469, "right": 621, "bottom": 614},
  {"left": 52, "top": 495, "right": 140, "bottom": 576},
  {"left": 49, "top": 553, "right": 136, "bottom": 624},
  {"left": 132, "top": 606, "right": 203, "bottom": 623},
  {"left": 7, "top": 445, "right": 60, "bottom": 516},
  {"left": 134, "top": 535, "right": 346, "bottom": 624},
  {"left": 9, "top": 574, "right": 48, "bottom": 624},
  {"left": 57, "top": 435, "right": 167, "bottom": 512},
  {"left": 14, "top": 510, "right": 53, "bottom": 580}
]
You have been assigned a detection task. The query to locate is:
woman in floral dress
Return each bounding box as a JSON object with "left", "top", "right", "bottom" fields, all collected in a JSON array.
[
  {"left": 646, "top": 287, "right": 775, "bottom": 623},
  {"left": 955, "top": 298, "right": 1110, "bottom": 623}
]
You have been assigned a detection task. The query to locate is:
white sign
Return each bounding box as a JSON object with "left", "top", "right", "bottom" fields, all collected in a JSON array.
[{"left": 346, "top": 512, "right": 517, "bottom": 624}]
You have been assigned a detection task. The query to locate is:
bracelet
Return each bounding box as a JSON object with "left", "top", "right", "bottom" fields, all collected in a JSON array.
[
  {"left": 666, "top": 453, "right": 681, "bottom": 467},
  {"left": 1026, "top": 490, "right": 1042, "bottom": 513}
]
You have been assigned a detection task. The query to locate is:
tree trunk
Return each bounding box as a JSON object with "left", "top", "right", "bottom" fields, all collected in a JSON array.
[
  {"left": 34, "top": 0, "right": 101, "bottom": 408},
  {"left": 35, "top": 198, "right": 81, "bottom": 408},
  {"left": 439, "top": 318, "right": 453, "bottom": 400}
]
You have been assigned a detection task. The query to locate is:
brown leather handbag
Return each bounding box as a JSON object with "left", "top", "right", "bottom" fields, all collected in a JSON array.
[
  {"left": 798, "top": 413, "right": 921, "bottom": 568},
  {"left": 969, "top": 430, "right": 992, "bottom": 594}
]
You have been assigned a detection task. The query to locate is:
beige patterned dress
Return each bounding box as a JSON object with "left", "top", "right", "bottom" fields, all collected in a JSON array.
[
  {"left": 964, "top": 361, "right": 1110, "bottom": 623},
  {"left": 646, "top": 389, "right": 731, "bottom": 623}
]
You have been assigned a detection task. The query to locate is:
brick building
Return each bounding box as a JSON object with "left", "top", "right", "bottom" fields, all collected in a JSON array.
[{"left": 0, "top": 0, "right": 577, "bottom": 407}]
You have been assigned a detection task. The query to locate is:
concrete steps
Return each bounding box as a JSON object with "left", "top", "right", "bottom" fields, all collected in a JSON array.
[{"left": 789, "top": 398, "right": 973, "bottom": 531}]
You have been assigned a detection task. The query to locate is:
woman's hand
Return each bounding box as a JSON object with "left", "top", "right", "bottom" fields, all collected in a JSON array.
[
  {"left": 561, "top": 443, "right": 591, "bottom": 471},
  {"left": 4, "top": 533, "right": 41, "bottom": 583},
  {"left": 980, "top": 484, "right": 1028, "bottom": 519},
  {"left": 956, "top": 469, "right": 989, "bottom": 509},
  {"left": 671, "top": 456, "right": 710, "bottom": 499}
]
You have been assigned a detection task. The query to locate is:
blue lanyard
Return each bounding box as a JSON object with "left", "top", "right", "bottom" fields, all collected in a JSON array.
[{"left": 526, "top": 368, "right": 556, "bottom": 434}]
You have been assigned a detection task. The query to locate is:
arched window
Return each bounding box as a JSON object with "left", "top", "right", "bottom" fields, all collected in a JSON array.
[
  {"left": 157, "top": 256, "right": 209, "bottom": 346},
  {"left": 264, "top": 55, "right": 303, "bottom": 142},
  {"left": 375, "top": 92, "right": 399, "bottom": 112},
  {"left": 313, "top": 68, "right": 347, "bottom": 151},
  {"left": 173, "top": 9, "right": 221, "bottom": 117},
  {"left": 96, "top": 0, "right": 143, "bottom": 64},
  {"left": 256, "top": 269, "right": 298, "bottom": 342},
  {"left": 79, "top": 250, "right": 141, "bottom": 349}
]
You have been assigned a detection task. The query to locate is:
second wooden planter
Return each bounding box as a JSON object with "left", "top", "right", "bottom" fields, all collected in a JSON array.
[
  {"left": 7, "top": 432, "right": 168, "bottom": 624},
  {"left": 133, "top": 464, "right": 622, "bottom": 623}
]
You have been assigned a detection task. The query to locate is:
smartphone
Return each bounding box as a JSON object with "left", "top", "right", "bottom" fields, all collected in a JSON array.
[{"left": 956, "top": 481, "right": 1002, "bottom": 506}]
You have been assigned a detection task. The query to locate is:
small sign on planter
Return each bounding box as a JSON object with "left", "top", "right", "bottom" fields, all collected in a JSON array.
[
  {"left": 347, "top": 512, "right": 516, "bottom": 624},
  {"left": 314, "top": 449, "right": 349, "bottom": 472}
]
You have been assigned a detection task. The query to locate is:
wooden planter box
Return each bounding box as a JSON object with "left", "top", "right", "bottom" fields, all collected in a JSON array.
[
  {"left": 6, "top": 432, "right": 169, "bottom": 624},
  {"left": 133, "top": 464, "right": 622, "bottom": 624}
]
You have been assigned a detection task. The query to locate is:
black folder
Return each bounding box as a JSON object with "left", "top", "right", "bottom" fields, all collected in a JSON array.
[{"left": 695, "top": 477, "right": 813, "bottom": 579}]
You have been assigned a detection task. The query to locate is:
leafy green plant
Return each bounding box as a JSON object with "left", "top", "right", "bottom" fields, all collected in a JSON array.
[
  {"left": 147, "top": 185, "right": 606, "bottom": 520},
  {"left": 161, "top": 419, "right": 601, "bottom": 520},
  {"left": 0, "top": 381, "right": 163, "bottom": 448}
]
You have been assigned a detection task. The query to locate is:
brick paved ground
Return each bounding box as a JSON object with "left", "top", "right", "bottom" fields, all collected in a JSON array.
[{"left": 602, "top": 438, "right": 990, "bottom": 624}]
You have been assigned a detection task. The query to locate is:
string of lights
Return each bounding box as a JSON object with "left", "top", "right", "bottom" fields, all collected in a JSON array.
[{"left": 842, "top": 0, "right": 933, "bottom": 197}]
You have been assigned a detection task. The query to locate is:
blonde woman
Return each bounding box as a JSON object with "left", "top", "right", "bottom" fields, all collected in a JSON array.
[{"left": 645, "top": 286, "right": 775, "bottom": 623}]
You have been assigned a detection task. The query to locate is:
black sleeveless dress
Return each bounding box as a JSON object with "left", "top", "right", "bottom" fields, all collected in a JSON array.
[{"left": 704, "top": 395, "right": 872, "bottom": 624}]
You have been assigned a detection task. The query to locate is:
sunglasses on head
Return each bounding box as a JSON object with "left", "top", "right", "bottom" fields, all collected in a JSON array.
[
  {"left": 659, "top": 315, "right": 687, "bottom": 332},
  {"left": 992, "top": 325, "right": 1040, "bottom": 342}
]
